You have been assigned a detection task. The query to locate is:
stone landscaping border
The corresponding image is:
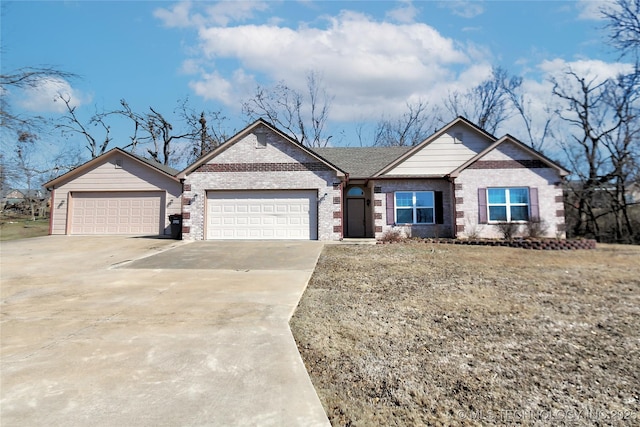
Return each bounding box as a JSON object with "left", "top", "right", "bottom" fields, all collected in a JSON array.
[{"left": 378, "top": 238, "right": 597, "bottom": 250}]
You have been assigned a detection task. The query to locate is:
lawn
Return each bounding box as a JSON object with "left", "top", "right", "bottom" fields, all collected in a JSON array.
[
  {"left": 290, "top": 242, "right": 640, "bottom": 426},
  {"left": 0, "top": 214, "right": 49, "bottom": 241}
]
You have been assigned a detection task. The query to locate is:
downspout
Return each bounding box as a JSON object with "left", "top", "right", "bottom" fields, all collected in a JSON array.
[
  {"left": 179, "top": 178, "right": 185, "bottom": 238},
  {"left": 449, "top": 176, "right": 457, "bottom": 238},
  {"left": 47, "top": 186, "right": 54, "bottom": 235},
  {"left": 340, "top": 174, "right": 348, "bottom": 240}
]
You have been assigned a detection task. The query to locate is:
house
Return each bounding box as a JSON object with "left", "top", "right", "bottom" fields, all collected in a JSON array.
[
  {"left": 45, "top": 148, "right": 182, "bottom": 236},
  {"left": 45, "top": 117, "right": 569, "bottom": 240},
  {"left": 2, "top": 189, "right": 45, "bottom": 205}
]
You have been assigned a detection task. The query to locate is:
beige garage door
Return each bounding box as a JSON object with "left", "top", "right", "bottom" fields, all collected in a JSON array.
[
  {"left": 71, "top": 192, "right": 163, "bottom": 235},
  {"left": 207, "top": 190, "right": 317, "bottom": 240}
]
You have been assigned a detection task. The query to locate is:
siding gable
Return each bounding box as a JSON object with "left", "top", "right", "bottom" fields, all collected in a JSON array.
[
  {"left": 53, "top": 152, "right": 177, "bottom": 190},
  {"left": 47, "top": 150, "right": 182, "bottom": 236},
  {"left": 383, "top": 123, "right": 495, "bottom": 177}
]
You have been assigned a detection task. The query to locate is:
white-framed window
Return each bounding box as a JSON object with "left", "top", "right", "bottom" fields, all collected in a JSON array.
[
  {"left": 395, "top": 191, "right": 434, "bottom": 224},
  {"left": 487, "top": 188, "right": 529, "bottom": 222}
]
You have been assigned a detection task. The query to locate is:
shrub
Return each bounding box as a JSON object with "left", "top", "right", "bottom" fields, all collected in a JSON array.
[
  {"left": 378, "top": 228, "right": 405, "bottom": 243},
  {"left": 495, "top": 222, "right": 520, "bottom": 240},
  {"left": 464, "top": 220, "right": 483, "bottom": 239},
  {"left": 525, "top": 217, "right": 549, "bottom": 238}
]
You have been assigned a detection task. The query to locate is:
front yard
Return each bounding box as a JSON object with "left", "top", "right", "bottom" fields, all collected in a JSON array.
[
  {"left": 0, "top": 213, "right": 49, "bottom": 241},
  {"left": 290, "top": 242, "right": 640, "bottom": 426}
]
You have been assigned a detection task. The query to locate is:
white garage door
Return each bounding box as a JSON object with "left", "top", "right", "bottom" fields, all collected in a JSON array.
[
  {"left": 207, "top": 190, "right": 317, "bottom": 240},
  {"left": 71, "top": 192, "right": 163, "bottom": 235}
]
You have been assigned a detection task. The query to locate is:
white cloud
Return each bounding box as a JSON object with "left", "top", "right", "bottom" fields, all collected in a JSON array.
[
  {"left": 439, "top": 1, "right": 485, "bottom": 19},
  {"left": 539, "top": 58, "right": 633, "bottom": 83},
  {"left": 17, "top": 77, "right": 90, "bottom": 113},
  {"left": 576, "top": 0, "right": 616, "bottom": 20},
  {"left": 154, "top": 0, "right": 269, "bottom": 28},
  {"left": 203, "top": 1, "right": 269, "bottom": 26},
  {"left": 189, "top": 69, "right": 256, "bottom": 105},
  {"left": 161, "top": 0, "right": 633, "bottom": 144},
  {"left": 386, "top": 0, "right": 419, "bottom": 23},
  {"left": 154, "top": 1, "right": 199, "bottom": 28},
  {"left": 187, "top": 10, "right": 476, "bottom": 120}
]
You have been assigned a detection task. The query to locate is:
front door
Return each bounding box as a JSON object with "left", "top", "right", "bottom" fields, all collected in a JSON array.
[{"left": 346, "top": 198, "right": 366, "bottom": 237}]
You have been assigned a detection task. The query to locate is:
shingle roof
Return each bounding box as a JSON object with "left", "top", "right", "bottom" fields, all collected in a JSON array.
[
  {"left": 312, "top": 147, "right": 412, "bottom": 178},
  {"left": 127, "top": 151, "right": 180, "bottom": 176}
]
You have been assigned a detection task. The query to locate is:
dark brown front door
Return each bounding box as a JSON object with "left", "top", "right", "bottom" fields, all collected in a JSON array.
[{"left": 346, "top": 198, "right": 366, "bottom": 237}]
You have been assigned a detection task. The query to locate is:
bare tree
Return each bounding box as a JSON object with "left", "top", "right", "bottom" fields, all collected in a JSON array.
[
  {"left": 55, "top": 94, "right": 112, "bottom": 158},
  {"left": 552, "top": 68, "right": 640, "bottom": 242},
  {"left": 505, "top": 86, "right": 555, "bottom": 152},
  {"left": 602, "top": 0, "right": 640, "bottom": 58},
  {"left": 0, "top": 66, "right": 76, "bottom": 133},
  {"left": 242, "top": 71, "right": 333, "bottom": 147},
  {"left": 175, "top": 98, "right": 231, "bottom": 163},
  {"left": 600, "top": 70, "right": 640, "bottom": 242},
  {"left": 444, "top": 66, "right": 522, "bottom": 134},
  {"left": 373, "top": 100, "right": 438, "bottom": 146},
  {"left": 118, "top": 100, "right": 198, "bottom": 166}
]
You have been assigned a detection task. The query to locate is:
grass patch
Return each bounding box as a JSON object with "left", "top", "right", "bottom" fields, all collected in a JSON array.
[
  {"left": 0, "top": 214, "right": 49, "bottom": 241},
  {"left": 291, "top": 243, "right": 640, "bottom": 426}
]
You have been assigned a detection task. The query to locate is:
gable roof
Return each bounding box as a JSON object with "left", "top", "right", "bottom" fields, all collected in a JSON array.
[
  {"left": 178, "top": 118, "right": 346, "bottom": 178},
  {"left": 449, "top": 134, "right": 570, "bottom": 177},
  {"left": 312, "top": 147, "right": 411, "bottom": 178},
  {"left": 373, "top": 116, "right": 498, "bottom": 177},
  {"left": 44, "top": 147, "right": 180, "bottom": 189}
]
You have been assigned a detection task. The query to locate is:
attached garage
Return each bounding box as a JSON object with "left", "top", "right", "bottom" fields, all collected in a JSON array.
[
  {"left": 206, "top": 190, "right": 317, "bottom": 240},
  {"left": 70, "top": 191, "right": 163, "bottom": 235}
]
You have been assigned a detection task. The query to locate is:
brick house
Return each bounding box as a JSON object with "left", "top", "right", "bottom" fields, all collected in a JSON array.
[
  {"left": 179, "top": 117, "right": 568, "bottom": 241},
  {"left": 45, "top": 116, "right": 568, "bottom": 240}
]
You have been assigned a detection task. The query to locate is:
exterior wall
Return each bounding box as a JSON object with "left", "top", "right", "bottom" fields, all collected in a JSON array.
[
  {"left": 49, "top": 153, "right": 182, "bottom": 235},
  {"left": 373, "top": 179, "right": 454, "bottom": 239},
  {"left": 182, "top": 128, "right": 342, "bottom": 241},
  {"left": 455, "top": 145, "right": 565, "bottom": 239},
  {"left": 385, "top": 123, "right": 493, "bottom": 176}
]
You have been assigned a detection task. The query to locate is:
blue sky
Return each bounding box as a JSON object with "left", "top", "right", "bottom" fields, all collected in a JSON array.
[{"left": 1, "top": 0, "right": 633, "bottom": 165}]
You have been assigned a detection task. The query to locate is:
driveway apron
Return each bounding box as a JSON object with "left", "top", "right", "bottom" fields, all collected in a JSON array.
[{"left": 1, "top": 237, "right": 329, "bottom": 426}]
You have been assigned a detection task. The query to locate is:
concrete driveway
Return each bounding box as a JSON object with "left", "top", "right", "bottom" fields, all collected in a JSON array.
[{"left": 1, "top": 236, "right": 329, "bottom": 426}]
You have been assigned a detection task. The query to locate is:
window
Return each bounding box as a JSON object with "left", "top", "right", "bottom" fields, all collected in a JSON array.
[
  {"left": 395, "top": 191, "right": 434, "bottom": 224},
  {"left": 347, "top": 187, "right": 364, "bottom": 197},
  {"left": 487, "top": 188, "right": 529, "bottom": 222}
]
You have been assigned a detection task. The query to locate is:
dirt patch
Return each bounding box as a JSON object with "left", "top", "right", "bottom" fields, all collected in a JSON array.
[{"left": 290, "top": 243, "right": 640, "bottom": 426}]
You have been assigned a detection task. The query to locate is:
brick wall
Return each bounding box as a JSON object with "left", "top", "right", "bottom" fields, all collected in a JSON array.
[
  {"left": 182, "top": 128, "right": 342, "bottom": 241},
  {"left": 455, "top": 167, "right": 565, "bottom": 239},
  {"left": 372, "top": 179, "right": 454, "bottom": 239}
]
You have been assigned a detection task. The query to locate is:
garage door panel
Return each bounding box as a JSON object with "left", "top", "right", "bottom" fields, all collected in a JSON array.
[
  {"left": 71, "top": 192, "right": 162, "bottom": 235},
  {"left": 206, "top": 190, "right": 317, "bottom": 240}
]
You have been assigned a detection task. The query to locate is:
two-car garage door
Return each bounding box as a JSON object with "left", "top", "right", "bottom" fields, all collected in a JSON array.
[
  {"left": 206, "top": 190, "right": 317, "bottom": 240},
  {"left": 71, "top": 192, "right": 163, "bottom": 235}
]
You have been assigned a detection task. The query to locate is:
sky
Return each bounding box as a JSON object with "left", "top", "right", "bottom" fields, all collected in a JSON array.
[{"left": 1, "top": 0, "right": 634, "bottom": 168}]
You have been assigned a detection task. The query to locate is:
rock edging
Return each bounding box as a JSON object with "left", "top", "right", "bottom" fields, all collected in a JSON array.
[{"left": 378, "top": 238, "right": 597, "bottom": 250}]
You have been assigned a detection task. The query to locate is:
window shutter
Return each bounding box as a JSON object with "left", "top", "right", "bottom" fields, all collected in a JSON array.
[
  {"left": 435, "top": 191, "right": 444, "bottom": 224},
  {"left": 386, "top": 193, "right": 395, "bottom": 225},
  {"left": 478, "top": 188, "right": 488, "bottom": 224},
  {"left": 529, "top": 187, "right": 539, "bottom": 219}
]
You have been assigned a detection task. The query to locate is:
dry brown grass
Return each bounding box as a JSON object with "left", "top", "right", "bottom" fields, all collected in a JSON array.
[
  {"left": 0, "top": 213, "right": 49, "bottom": 241},
  {"left": 290, "top": 243, "right": 640, "bottom": 426}
]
